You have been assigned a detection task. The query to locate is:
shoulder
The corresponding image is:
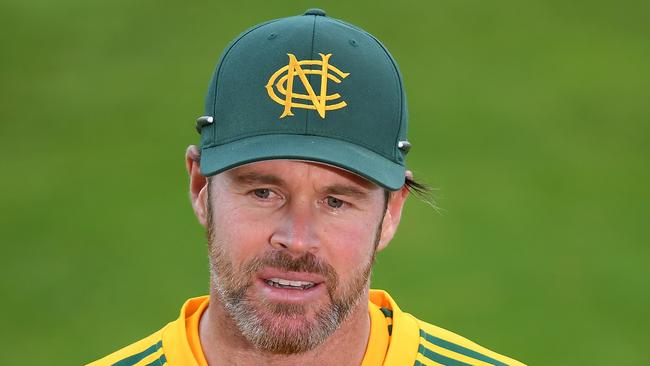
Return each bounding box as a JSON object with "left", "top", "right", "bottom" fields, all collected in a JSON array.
[
  {"left": 85, "top": 325, "right": 169, "bottom": 366},
  {"left": 369, "top": 289, "right": 525, "bottom": 366},
  {"left": 412, "top": 317, "right": 526, "bottom": 366},
  {"left": 85, "top": 296, "right": 208, "bottom": 366}
]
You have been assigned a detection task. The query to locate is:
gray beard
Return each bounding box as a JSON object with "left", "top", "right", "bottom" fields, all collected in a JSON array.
[{"left": 208, "top": 244, "right": 373, "bottom": 354}]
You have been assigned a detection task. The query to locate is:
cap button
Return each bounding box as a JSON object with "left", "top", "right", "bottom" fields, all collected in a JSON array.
[{"left": 304, "top": 8, "right": 326, "bottom": 16}]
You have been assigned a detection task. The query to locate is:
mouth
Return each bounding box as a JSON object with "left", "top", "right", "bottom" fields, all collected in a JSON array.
[
  {"left": 256, "top": 268, "right": 327, "bottom": 302},
  {"left": 264, "top": 277, "right": 316, "bottom": 290}
]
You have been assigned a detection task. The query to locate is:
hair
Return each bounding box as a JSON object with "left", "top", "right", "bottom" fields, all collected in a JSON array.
[{"left": 403, "top": 175, "right": 437, "bottom": 209}]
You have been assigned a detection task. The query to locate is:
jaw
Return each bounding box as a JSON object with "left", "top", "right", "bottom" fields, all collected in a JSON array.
[{"left": 203, "top": 278, "right": 372, "bottom": 359}]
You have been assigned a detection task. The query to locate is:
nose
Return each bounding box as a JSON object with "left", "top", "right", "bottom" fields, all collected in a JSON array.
[{"left": 269, "top": 197, "right": 320, "bottom": 255}]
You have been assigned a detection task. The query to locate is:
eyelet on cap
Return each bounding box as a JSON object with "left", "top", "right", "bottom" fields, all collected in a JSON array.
[
  {"left": 195, "top": 116, "right": 214, "bottom": 133},
  {"left": 304, "top": 8, "right": 326, "bottom": 16},
  {"left": 397, "top": 140, "right": 412, "bottom": 154}
]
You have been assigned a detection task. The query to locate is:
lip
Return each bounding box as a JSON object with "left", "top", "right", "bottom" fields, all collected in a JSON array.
[
  {"left": 257, "top": 268, "right": 326, "bottom": 284},
  {"left": 255, "top": 268, "right": 328, "bottom": 303}
]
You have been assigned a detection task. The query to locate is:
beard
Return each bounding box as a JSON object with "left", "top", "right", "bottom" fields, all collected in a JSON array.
[{"left": 206, "top": 207, "right": 379, "bottom": 354}]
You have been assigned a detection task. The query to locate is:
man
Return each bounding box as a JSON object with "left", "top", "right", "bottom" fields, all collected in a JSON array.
[{"left": 89, "top": 9, "right": 524, "bottom": 366}]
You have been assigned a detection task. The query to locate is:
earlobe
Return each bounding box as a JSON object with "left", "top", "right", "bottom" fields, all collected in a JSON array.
[
  {"left": 195, "top": 184, "right": 209, "bottom": 227},
  {"left": 376, "top": 184, "right": 410, "bottom": 252},
  {"left": 376, "top": 210, "right": 393, "bottom": 252}
]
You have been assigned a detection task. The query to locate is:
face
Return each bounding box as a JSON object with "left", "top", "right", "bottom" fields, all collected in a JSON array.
[{"left": 202, "top": 160, "right": 397, "bottom": 354}]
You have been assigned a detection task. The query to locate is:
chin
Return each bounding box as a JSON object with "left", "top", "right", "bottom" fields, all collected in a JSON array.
[{"left": 229, "top": 296, "right": 344, "bottom": 354}]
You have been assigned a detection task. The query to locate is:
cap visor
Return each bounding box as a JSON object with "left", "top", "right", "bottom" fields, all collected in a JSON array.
[{"left": 200, "top": 134, "right": 405, "bottom": 190}]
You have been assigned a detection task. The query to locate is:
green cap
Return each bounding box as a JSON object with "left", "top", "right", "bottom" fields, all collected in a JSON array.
[{"left": 197, "top": 8, "right": 410, "bottom": 190}]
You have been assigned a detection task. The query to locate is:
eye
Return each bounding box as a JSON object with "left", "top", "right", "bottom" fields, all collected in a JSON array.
[
  {"left": 326, "top": 196, "right": 344, "bottom": 208},
  {"left": 253, "top": 188, "right": 271, "bottom": 199}
]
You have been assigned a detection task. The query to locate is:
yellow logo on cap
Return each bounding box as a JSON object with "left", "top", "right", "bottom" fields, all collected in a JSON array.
[{"left": 265, "top": 53, "right": 350, "bottom": 119}]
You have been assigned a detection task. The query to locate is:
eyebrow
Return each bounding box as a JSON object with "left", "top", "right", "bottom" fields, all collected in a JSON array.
[
  {"left": 230, "top": 172, "right": 373, "bottom": 199},
  {"left": 231, "top": 172, "right": 287, "bottom": 187},
  {"left": 321, "top": 184, "right": 372, "bottom": 200}
]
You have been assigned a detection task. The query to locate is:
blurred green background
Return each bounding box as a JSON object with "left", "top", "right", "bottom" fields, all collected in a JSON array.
[{"left": 1, "top": 0, "right": 648, "bottom": 364}]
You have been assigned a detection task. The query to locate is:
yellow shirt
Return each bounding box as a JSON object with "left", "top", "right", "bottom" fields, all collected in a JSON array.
[{"left": 88, "top": 290, "right": 525, "bottom": 366}]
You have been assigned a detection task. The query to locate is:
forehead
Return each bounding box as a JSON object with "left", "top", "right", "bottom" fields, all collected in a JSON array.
[{"left": 220, "top": 160, "right": 380, "bottom": 191}]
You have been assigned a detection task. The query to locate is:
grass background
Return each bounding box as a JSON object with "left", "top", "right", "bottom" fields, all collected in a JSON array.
[{"left": 1, "top": 1, "right": 648, "bottom": 364}]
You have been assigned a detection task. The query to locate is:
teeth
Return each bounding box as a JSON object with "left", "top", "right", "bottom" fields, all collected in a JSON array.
[
  {"left": 270, "top": 278, "right": 313, "bottom": 287},
  {"left": 266, "top": 277, "right": 315, "bottom": 289}
]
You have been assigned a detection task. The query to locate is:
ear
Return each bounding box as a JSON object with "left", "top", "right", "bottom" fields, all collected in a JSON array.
[
  {"left": 186, "top": 145, "right": 209, "bottom": 227},
  {"left": 376, "top": 171, "right": 411, "bottom": 252}
]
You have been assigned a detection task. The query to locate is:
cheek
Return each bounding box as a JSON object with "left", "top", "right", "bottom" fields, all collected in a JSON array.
[
  {"left": 210, "top": 201, "right": 273, "bottom": 261},
  {"left": 320, "top": 220, "right": 378, "bottom": 272}
]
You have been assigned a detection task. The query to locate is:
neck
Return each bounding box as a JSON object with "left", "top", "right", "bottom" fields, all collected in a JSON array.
[{"left": 199, "top": 289, "right": 371, "bottom": 366}]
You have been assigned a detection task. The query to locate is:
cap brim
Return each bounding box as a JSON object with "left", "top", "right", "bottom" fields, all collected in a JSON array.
[{"left": 200, "top": 134, "right": 405, "bottom": 190}]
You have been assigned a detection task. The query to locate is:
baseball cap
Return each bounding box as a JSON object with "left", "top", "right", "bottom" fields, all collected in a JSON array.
[{"left": 196, "top": 8, "right": 411, "bottom": 190}]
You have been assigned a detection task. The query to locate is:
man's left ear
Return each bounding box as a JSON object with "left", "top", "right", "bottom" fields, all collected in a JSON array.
[
  {"left": 376, "top": 171, "right": 411, "bottom": 251},
  {"left": 186, "top": 145, "right": 209, "bottom": 228}
]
